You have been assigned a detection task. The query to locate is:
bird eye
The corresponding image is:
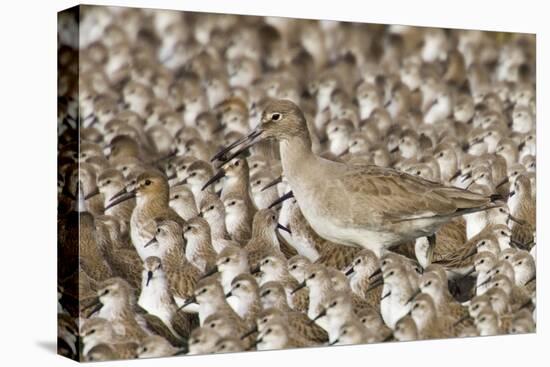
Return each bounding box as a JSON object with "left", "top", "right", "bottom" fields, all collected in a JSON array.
[
  {"left": 157, "top": 228, "right": 161, "bottom": 233},
  {"left": 145, "top": 179, "right": 152, "bottom": 186},
  {"left": 210, "top": 323, "right": 215, "bottom": 328},
  {"left": 480, "top": 259, "right": 485, "bottom": 264},
  {"left": 330, "top": 301, "right": 337, "bottom": 307},
  {"left": 310, "top": 273, "right": 316, "bottom": 279},
  {"left": 236, "top": 283, "right": 241, "bottom": 288},
  {"left": 89, "top": 329, "right": 96, "bottom": 334},
  {"left": 426, "top": 281, "right": 432, "bottom": 286},
  {"left": 256, "top": 180, "right": 261, "bottom": 185},
  {"left": 266, "top": 328, "right": 272, "bottom": 334},
  {"left": 343, "top": 330, "right": 348, "bottom": 335},
  {"left": 271, "top": 113, "right": 281, "bottom": 121},
  {"left": 291, "top": 265, "right": 297, "bottom": 270},
  {"left": 174, "top": 195, "right": 180, "bottom": 199},
  {"left": 356, "top": 259, "right": 362, "bottom": 264},
  {"left": 190, "top": 172, "right": 196, "bottom": 177},
  {"left": 234, "top": 161, "right": 240, "bottom": 167},
  {"left": 105, "top": 180, "right": 111, "bottom": 184},
  {"left": 224, "top": 258, "right": 230, "bottom": 263},
  {"left": 388, "top": 271, "right": 394, "bottom": 276},
  {"left": 480, "top": 317, "right": 486, "bottom": 322},
  {"left": 209, "top": 205, "right": 214, "bottom": 210}
]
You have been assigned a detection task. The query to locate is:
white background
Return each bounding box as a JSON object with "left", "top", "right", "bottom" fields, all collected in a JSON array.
[{"left": 0, "top": 0, "right": 545, "bottom": 366}]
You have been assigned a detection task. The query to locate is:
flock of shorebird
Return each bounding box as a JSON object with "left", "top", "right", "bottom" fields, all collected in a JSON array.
[{"left": 57, "top": 6, "right": 536, "bottom": 362}]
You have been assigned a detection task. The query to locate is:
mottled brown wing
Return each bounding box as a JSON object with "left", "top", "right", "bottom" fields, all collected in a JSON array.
[
  {"left": 141, "top": 313, "right": 186, "bottom": 347},
  {"left": 278, "top": 233, "right": 298, "bottom": 259},
  {"left": 290, "top": 312, "right": 328, "bottom": 344},
  {"left": 337, "top": 166, "right": 490, "bottom": 225},
  {"left": 315, "top": 244, "right": 362, "bottom": 270}
]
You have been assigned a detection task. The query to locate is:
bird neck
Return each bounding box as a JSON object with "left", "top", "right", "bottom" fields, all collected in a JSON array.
[{"left": 279, "top": 135, "right": 316, "bottom": 186}]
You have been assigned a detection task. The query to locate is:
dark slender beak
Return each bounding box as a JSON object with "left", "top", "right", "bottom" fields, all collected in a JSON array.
[
  {"left": 173, "top": 176, "right": 189, "bottom": 187},
  {"left": 104, "top": 189, "right": 136, "bottom": 211},
  {"left": 311, "top": 308, "right": 327, "bottom": 324},
  {"left": 381, "top": 291, "right": 392, "bottom": 301},
  {"left": 211, "top": 127, "right": 263, "bottom": 163},
  {"left": 328, "top": 339, "right": 340, "bottom": 346},
  {"left": 406, "top": 289, "right": 421, "bottom": 304},
  {"left": 365, "top": 278, "right": 384, "bottom": 294},
  {"left": 460, "top": 267, "right": 476, "bottom": 279},
  {"left": 277, "top": 223, "right": 292, "bottom": 234},
  {"left": 261, "top": 176, "right": 282, "bottom": 192},
  {"left": 338, "top": 147, "right": 350, "bottom": 157},
  {"left": 345, "top": 267, "right": 355, "bottom": 276},
  {"left": 470, "top": 138, "right": 483, "bottom": 146},
  {"left": 251, "top": 337, "right": 263, "bottom": 348},
  {"left": 453, "top": 315, "right": 471, "bottom": 326},
  {"left": 525, "top": 275, "right": 536, "bottom": 286},
  {"left": 213, "top": 123, "right": 226, "bottom": 134},
  {"left": 241, "top": 326, "right": 258, "bottom": 340},
  {"left": 268, "top": 191, "right": 294, "bottom": 209},
  {"left": 250, "top": 266, "right": 261, "bottom": 275},
  {"left": 390, "top": 146, "right": 399, "bottom": 153},
  {"left": 146, "top": 271, "right": 153, "bottom": 286},
  {"left": 495, "top": 176, "right": 509, "bottom": 188},
  {"left": 460, "top": 171, "right": 472, "bottom": 182},
  {"left": 509, "top": 190, "right": 516, "bottom": 198},
  {"left": 167, "top": 173, "right": 177, "bottom": 180},
  {"left": 449, "top": 169, "right": 462, "bottom": 182},
  {"left": 177, "top": 295, "right": 197, "bottom": 311},
  {"left": 508, "top": 214, "right": 526, "bottom": 225},
  {"left": 461, "top": 249, "right": 477, "bottom": 261},
  {"left": 476, "top": 277, "right": 492, "bottom": 289},
  {"left": 201, "top": 169, "right": 226, "bottom": 191},
  {"left": 518, "top": 141, "right": 526, "bottom": 151},
  {"left": 291, "top": 281, "right": 306, "bottom": 294},
  {"left": 144, "top": 236, "right": 157, "bottom": 248},
  {"left": 383, "top": 334, "right": 394, "bottom": 342},
  {"left": 384, "top": 100, "right": 392, "bottom": 108},
  {"left": 150, "top": 150, "right": 177, "bottom": 165},
  {"left": 225, "top": 291, "right": 233, "bottom": 298},
  {"left": 109, "top": 186, "right": 129, "bottom": 202},
  {"left": 84, "top": 187, "right": 100, "bottom": 200},
  {"left": 201, "top": 265, "right": 219, "bottom": 279},
  {"left": 369, "top": 268, "right": 382, "bottom": 280},
  {"left": 82, "top": 297, "right": 103, "bottom": 317}
]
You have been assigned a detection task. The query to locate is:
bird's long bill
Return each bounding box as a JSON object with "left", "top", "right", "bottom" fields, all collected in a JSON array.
[
  {"left": 311, "top": 308, "right": 327, "bottom": 323},
  {"left": 201, "top": 169, "right": 226, "bottom": 191},
  {"left": 201, "top": 265, "right": 219, "bottom": 279},
  {"left": 250, "top": 265, "right": 262, "bottom": 274},
  {"left": 291, "top": 281, "right": 306, "bottom": 294},
  {"left": 109, "top": 186, "right": 129, "bottom": 202},
  {"left": 261, "top": 176, "right": 282, "bottom": 192},
  {"left": 453, "top": 315, "right": 471, "bottom": 326},
  {"left": 344, "top": 267, "right": 355, "bottom": 277},
  {"left": 211, "top": 128, "right": 264, "bottom": 164},
  {"left": 84, "top": 187, "right": 100, "bottom": 200},
  {"left": 525, "top": 275, "right": 536, "bottom": 286},
  {"left": 225, "top": 291, "right": 233, "bottom": 298},
  {"left": 177, "top": 295, "right": 197, "bottom": 311},
  {"left": 495, "top": 176, "right": 509, "bottom": 189},
  {"left": 144, "top": 236, "right": 157, "bottom": 248},
  {"left": 146, "top": 271, "right": 153, "bottom": 286},
  {"left": 508, "top": 214, "right": 526, "bottom": 226},
  {"left": 277, "top": 223, "right": 292, "bottom": 234},
  {"left": 241, "top": 327, "right": 258, "bottom": 340},
  {"left": 476, "top": 277, "right": 492, "bottom": 289},
  {"left": 383, "top": 334, "right": 394, "bottom": 342},
  {"left": 406, "top": 289, "right": 421, "bottom": 304},
  {"left": 366, "top": 278, "right": 384, "bottom": 293},
  {"left": 460, "top": 267, "right": 476, "bottom": 279},
  {"left": 268, "top": 191, "right": 294, "bottom": 209},
  {"left": 104, "top": 190, "right": 136, "bottom": 210},
  {"left": 368, "top": 268, "right": 382, "bottom": 280},
  {"left": 328, "top": 339, "right": 340, "bottom": 346},
  {"left": 449, "top": 169, "right": 462, "bottom": 182},
  {"left": 251, "top": 337, "right": 263, "bottom": 348},
  {"left": 151, "top": 150, "right": 177, "bottom": 165},
  {"left": 82, "top": 297, "right": 103, "bottom": 317},
  {"left": 461, "top": 249, "right": 477, "bottom": 261},
  {"left": 381, "top": 291, "right": 392, "bottom": 301}
]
